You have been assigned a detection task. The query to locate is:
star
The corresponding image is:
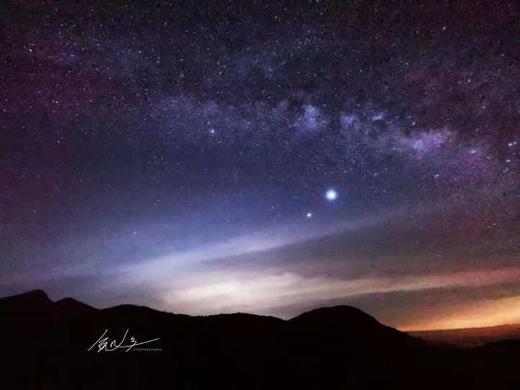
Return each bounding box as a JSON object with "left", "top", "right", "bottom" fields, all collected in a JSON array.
[
  {"left": 325, "top": 189, "right": 338, "bottom": 201},
  {"left": 306, "top": 212, "right": 313, "bottom": 218}
]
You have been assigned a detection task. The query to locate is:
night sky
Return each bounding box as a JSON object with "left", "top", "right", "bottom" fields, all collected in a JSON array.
[{"left": 1, "top": 0, "right": 519, "bottom": 330}]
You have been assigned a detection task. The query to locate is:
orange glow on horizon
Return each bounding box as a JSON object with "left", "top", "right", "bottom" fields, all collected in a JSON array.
[{"left": 399, "top": 295, "right": 520, "bottom": 331}]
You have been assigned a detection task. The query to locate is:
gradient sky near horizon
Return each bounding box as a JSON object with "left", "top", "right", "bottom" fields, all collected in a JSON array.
[{"left": 1, "top": 0, "right": 519, "bottom": 330}]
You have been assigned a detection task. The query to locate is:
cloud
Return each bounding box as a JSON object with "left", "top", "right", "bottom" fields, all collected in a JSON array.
[{"left": 159, "top": 266, "right": 520, "bottom": 320}]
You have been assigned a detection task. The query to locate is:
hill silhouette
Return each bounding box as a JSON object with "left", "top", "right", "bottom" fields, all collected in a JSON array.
[{"left": 1, "top": 290, "right": 519, "bottom": 389}]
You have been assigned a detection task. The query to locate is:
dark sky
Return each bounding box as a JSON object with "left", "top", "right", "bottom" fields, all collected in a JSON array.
[{"left": 1, "top": 0, "right": 519, "bottom": 330}]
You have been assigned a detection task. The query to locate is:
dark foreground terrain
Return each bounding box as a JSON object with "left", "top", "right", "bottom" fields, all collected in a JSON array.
[{"left": 1, "top": 290, "right": 519, "bottom": 389}]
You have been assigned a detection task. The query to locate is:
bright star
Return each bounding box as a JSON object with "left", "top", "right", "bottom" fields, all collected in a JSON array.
[
  {"left": 306, "top": 212, "right": 313, "bottom": 218},
  {"left": 325, "top": 188, "right": 338, "bottom": 201}
]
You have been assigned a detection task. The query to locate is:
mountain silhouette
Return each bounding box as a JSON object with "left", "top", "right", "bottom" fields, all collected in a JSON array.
[
  {"left": 54, "top": 297, "right": 96, "bottom": 313},
  {"left": 0, "top": 289, "right": 52, "bottom": 312},
  {"left": 1, "top": 290, "right": 519, "bottom": 389}
]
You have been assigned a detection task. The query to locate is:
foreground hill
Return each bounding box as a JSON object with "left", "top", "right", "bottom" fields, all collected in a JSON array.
[{"left": 1, "top": 290, "right": 519, "bottom": 389}]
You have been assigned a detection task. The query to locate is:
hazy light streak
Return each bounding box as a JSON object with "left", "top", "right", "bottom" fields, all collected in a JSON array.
[{"left": 160, "top": 266, "right": 520, "bottom": 319}]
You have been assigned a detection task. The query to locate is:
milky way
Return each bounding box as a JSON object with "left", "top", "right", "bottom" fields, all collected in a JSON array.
[{"left": 1, "top": 1, "right": 519, "bottom": 329}]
